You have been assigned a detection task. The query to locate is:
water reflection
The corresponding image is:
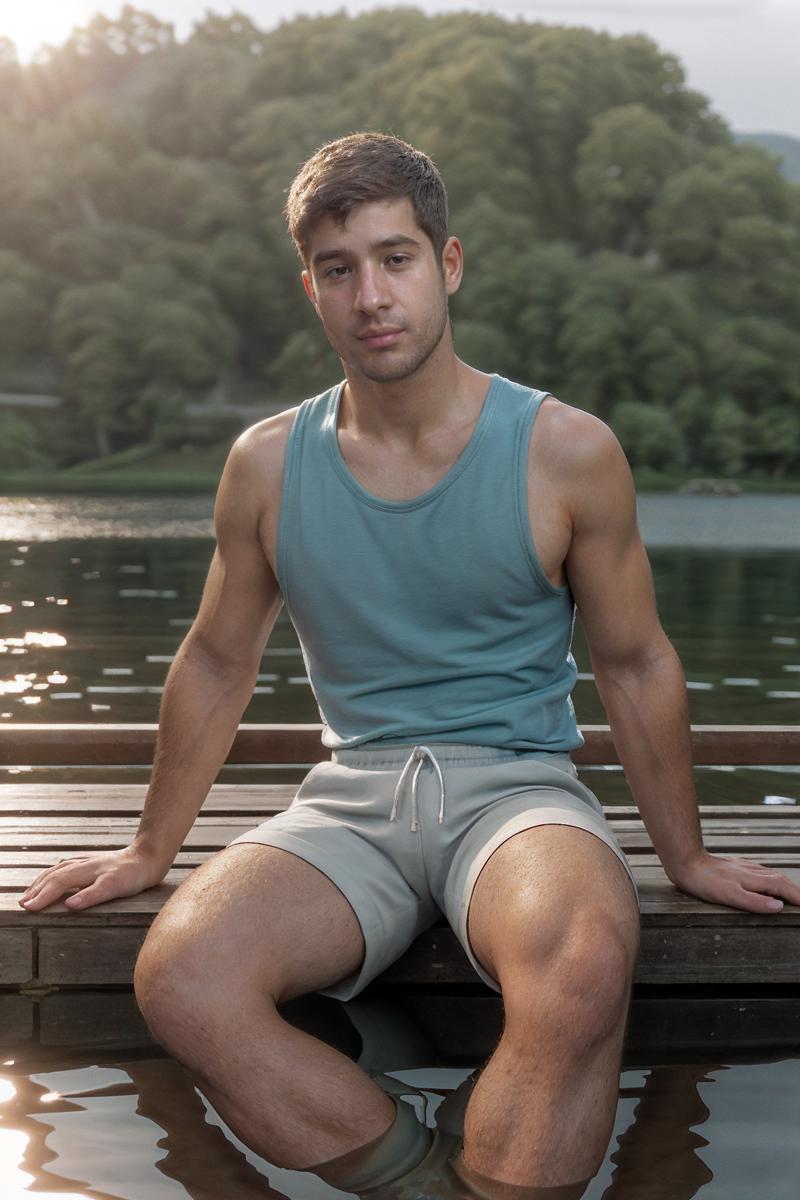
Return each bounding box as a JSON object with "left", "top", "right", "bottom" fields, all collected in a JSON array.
[
  {"left": 1, "top": 992, "right": 799, "bottom": 1199},
  {"left": 603, "top": 1065, "right": 714, "bottom": 1198},
  {"left": 1, "top": 526, "right": 800, "bottom": 801}
]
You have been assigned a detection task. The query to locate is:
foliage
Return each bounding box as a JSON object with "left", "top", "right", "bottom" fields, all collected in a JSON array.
[
  {"left": 0, "top": 7, "right": 798, "bottom": 478},
  {"left": 0, "top": 411, "right": 52, "bottom": 469}
]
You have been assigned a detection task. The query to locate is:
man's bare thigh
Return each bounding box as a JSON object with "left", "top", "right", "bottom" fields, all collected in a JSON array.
[
  {"left": 137, "top": 843, "right": 365, "bottom": 1003},
  {"left": 467, "top": 823, "right": 639, "bottom": 986}
]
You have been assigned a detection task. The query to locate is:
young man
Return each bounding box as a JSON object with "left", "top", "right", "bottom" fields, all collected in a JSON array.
[{"left": 19, "top": 133, "right": 800, "bottom": 1199}]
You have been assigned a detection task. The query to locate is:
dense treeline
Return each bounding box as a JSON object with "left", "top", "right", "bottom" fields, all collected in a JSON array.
[{"left": 1, "top": 6, "right": 799, "bottom": 477}]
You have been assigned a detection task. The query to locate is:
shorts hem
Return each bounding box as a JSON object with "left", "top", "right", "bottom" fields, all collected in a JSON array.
[
  {"left": 452, "top": 810, "right": 640, "bottom": 993},
  {"left": 226, "top": 828, "right": 388, "bottom": 1001}
]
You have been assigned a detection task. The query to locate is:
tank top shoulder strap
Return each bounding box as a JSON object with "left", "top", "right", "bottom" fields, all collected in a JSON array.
[{"left": 277, "top": 383, "right": 340, "bottom": 596}]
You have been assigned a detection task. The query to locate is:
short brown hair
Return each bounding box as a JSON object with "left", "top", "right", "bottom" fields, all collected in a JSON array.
[{"left": 285, "top": 131, "right": 449, "bottom": 265}]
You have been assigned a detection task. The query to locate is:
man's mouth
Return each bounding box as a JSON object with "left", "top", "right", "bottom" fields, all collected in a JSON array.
[{"left": 358, "top": 328, "right": 403, "bottom": 348}]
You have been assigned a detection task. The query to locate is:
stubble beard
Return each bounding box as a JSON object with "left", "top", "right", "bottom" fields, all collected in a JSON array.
[{"left": 332, "top": 297, "right": 450, "bottom": 385}]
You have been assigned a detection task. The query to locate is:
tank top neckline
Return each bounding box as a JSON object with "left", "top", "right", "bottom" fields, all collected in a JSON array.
[{"left": 323, "top": 373, "right": 502, "bottom": 512}]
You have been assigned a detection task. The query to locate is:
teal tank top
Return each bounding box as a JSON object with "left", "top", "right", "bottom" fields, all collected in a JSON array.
[{"left": 276, "top": 373, "right": 583, "bottom": 752}]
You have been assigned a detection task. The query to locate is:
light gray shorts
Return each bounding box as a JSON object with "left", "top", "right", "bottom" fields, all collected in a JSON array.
[{"left": 227, "top": 743, "right": 639, "bottom": 1001}]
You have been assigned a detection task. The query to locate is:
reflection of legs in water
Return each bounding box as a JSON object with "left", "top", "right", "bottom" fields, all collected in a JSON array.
[
  {"left": 125, "top": 1058, "right": 295, "bottom": 1200},
  {"left": 600, "top": 1064, "right": 716, "bottom": 1200}
]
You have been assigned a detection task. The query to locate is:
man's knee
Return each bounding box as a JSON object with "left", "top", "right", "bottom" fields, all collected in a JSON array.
[{"left": 500, "top": 901, "right": 639, "bottom": 1053}]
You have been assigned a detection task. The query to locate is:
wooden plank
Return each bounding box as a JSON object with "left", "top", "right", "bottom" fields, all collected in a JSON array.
[
  {"left": 379, "top": 923, "right": 800, "bottom": 986},
  {"left": 0, "top": 866, "right": 194, "bottom": 889},
  {"left": 0, "top": 994, "right": 35, "bottom": 1047},
  {"left": 0, "top": 789, "right": 795, "bottom": 820},
  {"left": 3, "top": 724, "right": 800, "bottom": 766},
  {"left": 38, "top": 927, "right": 149, "bottom": 986},
  {"left": 39, "top": 991, "right": 154, "bottom": 1047},
  {"left": 0, "top": 723, "right": 327, "bottom": 766},
  {"left": 0, "top": 785, "right": 299, "bottom": 814},
  {"left": 4, "top": 827, "right": 800, "bottom": 856},
  {"left": 637, "top": 926, "right": 800, "bottom": 983},
  {"left": 0, "top": 850, "right": 216, "bottom": 868},
  {"left": 0, "top": 928, "right": 34, "bottom": 983}
]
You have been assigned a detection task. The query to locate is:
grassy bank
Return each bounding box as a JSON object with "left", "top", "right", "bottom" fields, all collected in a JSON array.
[
  {"left": 3, "top": 442, "right": 231, "bottom": 494},
  {"left": 2, "top": 446, "right": 799, "bottom": 495}
]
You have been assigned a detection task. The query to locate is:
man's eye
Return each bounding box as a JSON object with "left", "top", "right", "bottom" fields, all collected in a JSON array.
[
  {"left": 325, "top": 265, "right": 350, "bottom": 278},
  {"left": 387, "top": 254, "right": 410, "bottom": 266}
]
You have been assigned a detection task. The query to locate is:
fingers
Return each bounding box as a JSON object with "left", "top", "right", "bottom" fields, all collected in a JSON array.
[
  {"left": 713, "top": 858, "right": 800, "bottom": 913},
  {"left": 731, "top": 886, "right": 785, "bottom": 914},
  {"left": 747, "top": 871, "right": 800, "bottom": 910},
  {"left": 726, "top": 868, "right": 800, "bottom": 914},
  {"left": 19, "top": 859, "right": 97, "bottom": 912}
]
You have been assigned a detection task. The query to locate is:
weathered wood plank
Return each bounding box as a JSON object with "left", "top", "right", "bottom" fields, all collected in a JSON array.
[
  {"left": 0, "top": 789, "right": 794, "bottom": 821},
  {"left": 0, "top": 850, "right": 216, "bottom": 868},
  {"left": 0, "top": 785, "right": 299, "bottom": 814},
  {"left": 38, "top": 927, "right": 149, "bottom": 986},
  {"left": 0, "top": 994, "right": 35, "bottom": 1047},
  {"left": 19, "top": 920, "right": 800, "bottom": 988},
  {"left": 39, "top": 991, "right": 152, "bottom": 1047},
  {"left": 0, "top": 867, "right": 194, "bottom": 888},
  {"left": 0, "top": 928, "right": 34, "bottom": 983},
  {"left": 4, "top": 827, "right": 800, "bottom": 856},
  {"left": 380, "top": 924, "right": 800, "bottom": 986},
  {"left": 6, "top": 814, "right": 800, "bottom": 835},
  {"left": 3, "top": 724, "right": 800, "bottom": 766},
  {"left": 1, "top": 724, "right": 326, "bottom": 766}
]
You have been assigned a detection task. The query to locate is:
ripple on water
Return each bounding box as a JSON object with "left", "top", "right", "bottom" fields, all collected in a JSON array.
[{"left": 0, "top": 1050, "right": 799, "bottom": 1199}]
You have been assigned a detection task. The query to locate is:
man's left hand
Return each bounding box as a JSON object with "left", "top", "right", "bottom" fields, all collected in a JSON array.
[{"left": 667, "top": 851, "right": 800, "bottom": 913}]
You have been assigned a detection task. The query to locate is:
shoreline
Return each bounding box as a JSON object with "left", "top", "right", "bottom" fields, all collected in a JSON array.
[
  {"left": 2, "top": 492, "right": 800, "bottom": 549},
  {"left": 2, "top": 474, "right": 800, "bottom": 497}
]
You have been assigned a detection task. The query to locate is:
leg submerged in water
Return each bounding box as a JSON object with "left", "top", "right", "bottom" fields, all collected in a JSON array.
[{"left": 310, "top": 1095, "right": 434, "bottom": 1191}]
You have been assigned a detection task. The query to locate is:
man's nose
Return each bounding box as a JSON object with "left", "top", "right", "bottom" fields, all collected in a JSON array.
[{"left": 354, "top": 264, "right": 391, "bottom": 314}]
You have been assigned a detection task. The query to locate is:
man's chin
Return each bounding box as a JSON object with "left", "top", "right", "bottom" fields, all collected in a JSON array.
[{"left": 348, "top": 349, "right": 432, "bottom": 385}]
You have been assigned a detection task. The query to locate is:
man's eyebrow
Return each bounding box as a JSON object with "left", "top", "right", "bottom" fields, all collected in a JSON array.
[{"left": 311, "top": 234, "right": 423, "bottom": 267}]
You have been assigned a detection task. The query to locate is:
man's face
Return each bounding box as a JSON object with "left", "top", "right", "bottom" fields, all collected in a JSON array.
[{"left": 302, "top": 196, "right": 462, "bottom": 385}]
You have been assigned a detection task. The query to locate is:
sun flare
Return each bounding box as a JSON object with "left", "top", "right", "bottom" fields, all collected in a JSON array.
[{"left": 1, "top": 2, "right": 104, "bottom": 63}]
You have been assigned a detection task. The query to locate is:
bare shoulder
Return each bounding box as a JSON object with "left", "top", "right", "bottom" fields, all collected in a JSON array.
[
  {"left": 228, "top": 405, "right": 300, "bottom": 479},
  {"left": 534, "top": 396, "right": 626, "bottom": 477},
  {"left": 533, "top": 396, "right": 636, "bottom": 530},
  {"left": 214, "top": 405, "right": 300, "bottom": 546}
]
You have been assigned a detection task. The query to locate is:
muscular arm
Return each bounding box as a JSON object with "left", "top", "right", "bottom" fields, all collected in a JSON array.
[
  {"left": 548, "top": 405, "right": 800, "bottom": 914},
  {"left": 20, "top": 414, "right": 291, "bottom": 911},
  {"left": 133, "top": 422, "right": 286, "bottom": 866}
]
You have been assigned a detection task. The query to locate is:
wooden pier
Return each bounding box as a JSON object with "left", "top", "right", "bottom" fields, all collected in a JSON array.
[{"left": 1, "top": 724, "right": 799, "bottom": 1059}]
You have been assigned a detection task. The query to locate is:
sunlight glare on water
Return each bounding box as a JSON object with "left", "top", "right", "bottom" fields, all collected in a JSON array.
[{"left": 0, "top": 1075, "right": 88, "bottom": 1200}]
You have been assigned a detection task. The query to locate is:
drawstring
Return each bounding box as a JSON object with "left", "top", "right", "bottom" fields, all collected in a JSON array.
[{"left": 390, "top": 745, "right": 446, "bottom": 831}]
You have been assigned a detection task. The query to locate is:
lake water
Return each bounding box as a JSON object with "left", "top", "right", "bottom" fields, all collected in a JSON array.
[
  {"left": 2, "top": 1046, "right": 800, "bottom": 1199},
  {"left": 0, "top": 492, "right": 799, "bottom": 1198},
  {"left": 2, "top": 493, "right": 798, "bottom": 802}
]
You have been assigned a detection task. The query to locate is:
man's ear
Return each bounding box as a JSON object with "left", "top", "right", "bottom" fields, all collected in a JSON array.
[
  {"left": 302, "top": 269, "right": 319, "bottom": 311},
  {"left": 441, "top": 236, "right": 464, "bottom": 297}
]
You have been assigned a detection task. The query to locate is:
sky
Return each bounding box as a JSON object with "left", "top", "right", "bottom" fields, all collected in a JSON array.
[{"left": 3, "top": 0, "right": 800, "bottom": 139}]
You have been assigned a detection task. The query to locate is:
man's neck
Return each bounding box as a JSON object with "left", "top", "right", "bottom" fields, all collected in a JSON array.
[{"left": 340, "top": 346, "right": 490, "bottom": 448}]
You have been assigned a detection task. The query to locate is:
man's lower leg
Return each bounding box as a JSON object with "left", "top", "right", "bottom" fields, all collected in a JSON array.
[
  {"left": 454, "top": 1006, "right": 627, "bottom": 1191},
  {"left": 181, "top": 999, "right": 398, "bottom": 1170}
]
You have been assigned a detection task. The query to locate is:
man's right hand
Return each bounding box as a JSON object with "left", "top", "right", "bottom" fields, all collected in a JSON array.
[{"left": 18, "top": 846, "right": 170, "bottom": 913}]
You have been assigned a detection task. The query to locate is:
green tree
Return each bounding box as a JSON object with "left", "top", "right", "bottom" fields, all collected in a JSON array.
[
  {"left": 0, "top": 251, "right": 50, "bottom": 362},
  {"left": 702, "top": 397, "right": 748, "bottom": 476},
  {"left": 751, "top": 406, "right": 800, "bottom": 478},
  {"left": 575, "top": 104, "right": 689, "bottom": 253},
  {"left": 0, "top": 411, "right": 52, "bottom": 470},
  {"left": 609, "top": 400, "right": 685, "bottom": 471}
]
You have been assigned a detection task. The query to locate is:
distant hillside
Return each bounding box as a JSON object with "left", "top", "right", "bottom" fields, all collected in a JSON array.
[{"left": 735, "top": 131, "right": 800, "bottom": 181}]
